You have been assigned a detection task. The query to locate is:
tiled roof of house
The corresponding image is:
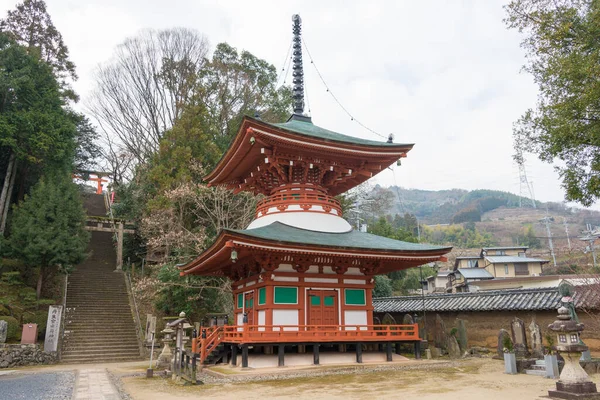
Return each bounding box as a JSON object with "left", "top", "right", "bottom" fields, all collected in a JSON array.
[
  {"left": 373, "top": 287, "right": 600, "bottom": 313},
  {"left": 456, "top": 268, "right": 494, "bottom": 279},
  {"left": 484, "top": 255, "right": 549, "bottom": 264}
]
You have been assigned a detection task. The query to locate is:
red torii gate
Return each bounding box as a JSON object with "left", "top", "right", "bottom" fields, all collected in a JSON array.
[{"left": 73, "top": 171, "right": 111, "bottom": 194}]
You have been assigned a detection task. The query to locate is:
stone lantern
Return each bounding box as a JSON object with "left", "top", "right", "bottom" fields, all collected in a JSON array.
[
  {"left": 547, "top": 305, "right": 600, "bottom": 399},
  {"left": 156, "top": 325, "right": 175, "bottom": 369}
]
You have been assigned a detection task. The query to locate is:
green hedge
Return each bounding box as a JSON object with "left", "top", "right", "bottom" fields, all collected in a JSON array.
[{"left": 0, "top": 316, "right": 20, "bottom": 341}]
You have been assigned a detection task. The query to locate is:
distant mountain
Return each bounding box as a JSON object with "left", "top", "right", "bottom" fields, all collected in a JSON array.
[
  {"left": 381, "top": 187, "right": 529, "bottom": 224},
  {"left": 380, "top": 187, "right": 600, "bottom": 226}
]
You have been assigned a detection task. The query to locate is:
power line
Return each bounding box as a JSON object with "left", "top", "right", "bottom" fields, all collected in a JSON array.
[
  {"left": 276, "top": 40, "right": 293, "bottom": 87},
  {"left": 302, "top": 39, "right": 386, "bottom": 140}
]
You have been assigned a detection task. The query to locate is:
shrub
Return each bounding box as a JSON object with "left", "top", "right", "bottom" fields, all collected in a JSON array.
[
  {"left": 0, "top": 316, "right": 20, "bottom": 341},
  {"left": 0, "top": 305, "right": 9, "bottom": 316}
]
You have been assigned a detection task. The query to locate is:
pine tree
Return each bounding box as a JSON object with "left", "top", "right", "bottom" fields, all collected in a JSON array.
[{"left": 6, "top": 172, "right": 89, "bottom": 300}]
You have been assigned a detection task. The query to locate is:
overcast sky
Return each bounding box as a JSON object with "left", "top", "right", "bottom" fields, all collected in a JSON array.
[{"left": 3, "top": 0, "right": 592, "bottom": 209}]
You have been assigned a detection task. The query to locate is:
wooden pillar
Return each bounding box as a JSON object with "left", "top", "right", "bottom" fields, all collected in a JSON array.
[
  {"left": 356, "top": 343, "right": 363, "bottom": 363},
  {"left": 386, "top": 342, "right": 393, "bottom": 362},
  {"left": 313, "top": 343, "right": 320, "bottom": 365},
  {"left": 241, "top": 344, "right": 249, "bottom": 368},
  {"left": 414, "top": 341, "right": 421, "bottom": 360},
  {"left": 231, "top": 345, "right": 238, "bottom": 366},
  {"left": 278, "top": 344, "right": 285, "bottom": 367},
  {"left": 395, "top": 342, "right": 402, "bottom": 355},
  {"left": 116, "top": 222, "right": 124, "bottom": 271}
]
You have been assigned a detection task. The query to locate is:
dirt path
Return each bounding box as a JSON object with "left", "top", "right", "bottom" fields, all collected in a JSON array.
[{"left": 120, "top": 358, "right": 592, "bottom": 399}]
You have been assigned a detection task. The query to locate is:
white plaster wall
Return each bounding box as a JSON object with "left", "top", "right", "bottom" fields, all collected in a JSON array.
[
  {"left": 236, "top": 313, "right": 244, "bottom": 331},
  {"left": 257, "top": 310, "right": 266, "bottom": 331},
  {"left": 304, "top": 277, "right": 337, "bottom": 283},
  {"left": 276, "top": 264, "right": 295, "bottom": 272},
  {"left": 273, "top": 276, "right": 299, "bottom": 282},
  {"left": 343, "top": 279, "right": 366, "bottom": 284},
  {"left": 345, "top": 267, "right": 362, "bottom": 275},
  {"left": 272, "top": 310, "right": 299, "bottom": 331},
  {"left": 344, "top": 310, "right": 368, "bottom": 330},
  {"left": 247, "top": 211, "right": 352, "bottom": 232}
]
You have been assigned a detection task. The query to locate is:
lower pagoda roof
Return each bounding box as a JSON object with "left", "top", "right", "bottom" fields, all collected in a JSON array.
[{"left": 179, "top": 222, "right": 451, "bottom": 278}]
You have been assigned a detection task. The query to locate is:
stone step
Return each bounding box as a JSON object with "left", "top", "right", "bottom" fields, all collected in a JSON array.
[
  {"left": 528, "top": 365, "right": 545, "bottom": 371},
  {"left": 60, "top": 355, "right": 143, "bottom": 364},
  {"left": 63, "top": 337, "right": 139, "bottom": 344},
  {"left": 535, "top": 360, "right": 546, "bottom": 366},
  {"left": 525, "top": 369, "right": 546, "bottom": 376},
  {"left": 63, "top": 343, "right": 140, "bottom": 352},
  {"left": 61, "top": 349, "right": 141, "bottom": 359}
]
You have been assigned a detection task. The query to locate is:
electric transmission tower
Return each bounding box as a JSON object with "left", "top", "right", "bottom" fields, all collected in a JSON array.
[
  {"left": 539, "top": 211, "right": 557, "bottom": 267},
  {"left": 516, "top": 150, "right": 537, "bottom": 208}
]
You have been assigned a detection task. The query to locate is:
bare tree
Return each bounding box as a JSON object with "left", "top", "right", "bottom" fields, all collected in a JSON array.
[
  {"left": 99, "top": 132, "right": 135, "bottom": 185},
  {"left": 191, "top": 185, "right": 257, "bottom": 234},
  {"left": 87, "top": 28, "right": 209, "bottom": 163}
]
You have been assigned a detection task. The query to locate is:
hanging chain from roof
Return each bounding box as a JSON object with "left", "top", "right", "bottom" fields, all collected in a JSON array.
[
  {"left": 302, "top": 38, "right": 387, "bottom": 140},
  {"left": 292, "top": 14, "right": 305, "bottom": 115}
]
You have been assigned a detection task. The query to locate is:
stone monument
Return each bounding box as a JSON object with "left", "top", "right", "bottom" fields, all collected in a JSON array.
[
  {"left": 529, "top": 320, "right": 543, "bottom": 357},
  {"left": 43, "top": 305, "right": 63, "bottom": 352},
  {"left": 497, "top": 329, "right": 511, "bottom": 358},
  {"left": 456, "top": 319, "right": 468, "bottom": 352},
  {"left": 511, "top": 317, "right": 529, "bottom": 357},
  {"left": 0, "top": 320, "right": 7, "bottom": 344},
  {"left": 547, "top": 304, "right": 600, "bottom": 399}
]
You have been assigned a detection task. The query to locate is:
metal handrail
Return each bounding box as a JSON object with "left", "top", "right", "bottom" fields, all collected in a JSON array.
[{"left": 125, "top": 272, "right": 146, "bottom": 357}]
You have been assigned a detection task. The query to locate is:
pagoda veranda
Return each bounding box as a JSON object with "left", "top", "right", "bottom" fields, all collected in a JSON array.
[{"left": 178, "top": 15, "right": 451, "bottom": 368}]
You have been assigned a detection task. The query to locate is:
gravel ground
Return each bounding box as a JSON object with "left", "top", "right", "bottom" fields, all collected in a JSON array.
[
  {"left": 196, "top": 359, "right": 456, "bottom": 384},
  {"left": 0, "top": 371, "right": 75, "bottom": 400}
]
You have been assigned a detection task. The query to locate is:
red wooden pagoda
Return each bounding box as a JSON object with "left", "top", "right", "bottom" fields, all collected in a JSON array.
[{"left": 180, "top": 15, "right": 451, "bottom": 368}]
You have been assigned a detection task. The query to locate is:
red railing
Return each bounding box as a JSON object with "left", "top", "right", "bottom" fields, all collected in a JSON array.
[
  {"left": 218, "top": 324, "right": 419, "bottom": 344},
  {"left": 256, "top": 192, "right": 342, "bottom": 218},
  {"left": 195, "top": 325, "right": 224, "bottom": 365}
]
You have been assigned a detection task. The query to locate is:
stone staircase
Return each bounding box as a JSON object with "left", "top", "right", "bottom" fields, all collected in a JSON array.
[
  {"left": 525, "top": 359, "right": 546, "bottom": 376},
  {"left": 61, "top": 194, "right": 142, "bottom": 363}
]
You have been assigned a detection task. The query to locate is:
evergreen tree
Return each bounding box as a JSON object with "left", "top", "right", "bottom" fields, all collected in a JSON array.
[
  {"left": 1, "top": 0, "right": 77, "bottom": 99},
  {"left": 0, "top": 33, "right": 77, "bottom": 235},
  {"left": 6, "top": 172, "right": 89, "bottom": 300},
  {"left": 506, "top": 0, "right": 600, "bottom": 206},
  {"left": 373, "top": 275, "right": 393, "bottom": 298}
]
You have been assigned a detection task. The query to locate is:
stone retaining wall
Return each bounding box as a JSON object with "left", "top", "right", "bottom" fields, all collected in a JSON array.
[{"left": 0, "top": 344, "right": 57, "bottom": 368}]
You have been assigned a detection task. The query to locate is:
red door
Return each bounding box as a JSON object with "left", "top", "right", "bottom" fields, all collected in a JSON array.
[
  {"left": 244, "top": 292, "right": 254, "bottom": 325},
  {"left": 307, "top": 290, "right": 338, "bottom": 328}
]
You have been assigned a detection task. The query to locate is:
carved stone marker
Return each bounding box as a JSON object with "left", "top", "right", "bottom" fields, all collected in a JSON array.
[
  {"left": 497, "top": 329, "right": 511, "bottom": 357},
  {"left": 511, "top": 317, "right": 528, "bottom": 356},
  {"left": 44, "top": 305, "right": 63, "bottom": 352},
  {"left": 0, "top": 320, "right": 7, "bottom": 343},
  {"left": 447, "top": 336, "right": 462, "bottom": 359},
  {"left": 402, "top": 314, "right": 414, "bottom": 325},
  {"left": 434, "top": 314, "right": 447, "bottom": 349},
  {"left": 457, "top": 319, "right": 468, "bottom": 352},
  {"left": 528, "top": 320, "right": 542, "bottom": 357}
]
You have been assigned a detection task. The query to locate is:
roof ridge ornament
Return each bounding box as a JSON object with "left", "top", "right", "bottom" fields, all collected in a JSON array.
[{"left": 292, "top": 14, "right": 305, "bottom": 117}]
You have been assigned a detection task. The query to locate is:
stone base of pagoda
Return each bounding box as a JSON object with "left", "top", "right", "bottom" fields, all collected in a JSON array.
[{"left": 227, "top": 342, "right": 418, "bottom": 369}]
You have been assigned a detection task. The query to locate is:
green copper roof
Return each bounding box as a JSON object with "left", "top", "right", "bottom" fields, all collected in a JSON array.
[
  {"left": 264, "top": 116, "right": 412, "bottom": 148},
  {"left": 228, "top": 222, "right": 450, "bottom": 253}
]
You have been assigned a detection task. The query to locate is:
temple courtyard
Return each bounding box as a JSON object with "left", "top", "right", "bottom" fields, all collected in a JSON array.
[{"left": 3, "top": 358, "right": 598, "bottom": 399}]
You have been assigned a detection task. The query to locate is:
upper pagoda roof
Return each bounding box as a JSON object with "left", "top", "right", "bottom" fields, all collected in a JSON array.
[
  {"left": 204, "top": 115, "right": 413, "bottom": 196},
  {"left": 271, "top": 116, "right": 409, "bottom": 147},
  {"left": 179, "top": 222, "right": 451, "bottom": 277}
]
